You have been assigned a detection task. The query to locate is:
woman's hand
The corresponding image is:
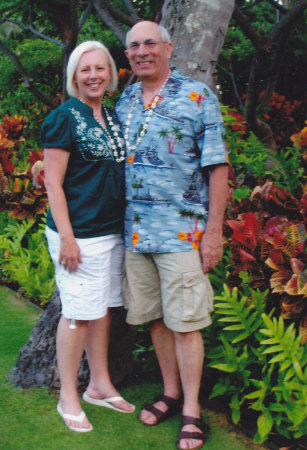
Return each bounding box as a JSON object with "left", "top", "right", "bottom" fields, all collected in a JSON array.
[{"left": 59, "top": 235, "right": 82, "bottom": 272}]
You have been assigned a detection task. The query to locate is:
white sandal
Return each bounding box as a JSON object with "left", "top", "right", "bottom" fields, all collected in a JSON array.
[
  {"left": 82, "top": 392, "right": 135, "bottom": 413},
  {"left": 57, "top": 403, "right": 93, "bottom": 432}
]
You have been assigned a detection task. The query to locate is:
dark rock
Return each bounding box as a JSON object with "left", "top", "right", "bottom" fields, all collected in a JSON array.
[{"left": 8, "top": 289, "right": 135, "bottom": 390}]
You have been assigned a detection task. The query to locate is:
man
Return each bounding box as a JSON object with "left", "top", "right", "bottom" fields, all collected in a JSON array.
[{"left": 116, "top": 21, "right": 228, "bottom": 450}]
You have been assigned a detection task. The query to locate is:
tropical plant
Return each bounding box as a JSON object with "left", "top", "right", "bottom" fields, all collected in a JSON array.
[
  {"left": 0, "top": 114, "right": 47, "bottom": 220},
  {"left": 206, "top": 282, "right": 307, "bottom": 444},
  {"left": 0, "top": 213, "right": 55, "bottom": 303}
]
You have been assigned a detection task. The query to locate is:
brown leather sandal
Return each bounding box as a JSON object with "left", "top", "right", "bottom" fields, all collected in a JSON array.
[
  {"left": 176, "top": 415, "right": 210, "bottom": 450},
  {"left": 140, "top": 394, "right": 182, "bottom": 426}
]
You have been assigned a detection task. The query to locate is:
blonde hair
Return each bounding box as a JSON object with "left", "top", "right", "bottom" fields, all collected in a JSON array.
[{"left": 66, "top": 41, "right": 118, "bottom": 97}]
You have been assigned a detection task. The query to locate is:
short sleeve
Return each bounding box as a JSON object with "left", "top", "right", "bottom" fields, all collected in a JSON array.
[
  {"left": 40, "top": 107, "right": 72, "bottom": 150},
  {"left": 196, "top": 89, "right": 227, "bottom": 168}
]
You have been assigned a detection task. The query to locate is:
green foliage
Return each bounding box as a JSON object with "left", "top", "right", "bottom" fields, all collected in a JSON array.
[
  {"left": 131, "top": 0, "right": 163, "bottom": 19},
  {"left": 0, "top": 214, "right": 55, "bottom": 303},
  {"left": 206, "top": 282, "right": 307, "bottom": 443},
  {"left": 264, "top": 147, "right": 304, "bottom": 194},
  {"left": 222, "top": 105, "right": 305, "bottom": 196},
  {"left": 219, "top": 1, "right": 307, "bottom": 104},
  {"left": 214, "top": 284, "right": 268, "bottom": 343},
  {"left": 0, "top": 39, "right": 61, "bottom": 140}
]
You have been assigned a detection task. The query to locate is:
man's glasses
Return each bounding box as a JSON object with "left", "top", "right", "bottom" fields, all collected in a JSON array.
[{"left": 127, "top": 39, "right": 166, "bottom": 51}]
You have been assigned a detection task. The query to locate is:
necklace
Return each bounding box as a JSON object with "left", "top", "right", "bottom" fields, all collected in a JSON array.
[
  {"left": 77, "top": 97, "right": 125, "bottom": 163},
  {"left": 124, "top": 70, "right": 171, "bottom": 152}
]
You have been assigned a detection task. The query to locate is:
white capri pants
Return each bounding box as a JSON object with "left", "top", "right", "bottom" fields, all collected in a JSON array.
[{"left": 45, "top": 226, "right": 124, "bottom": 320}]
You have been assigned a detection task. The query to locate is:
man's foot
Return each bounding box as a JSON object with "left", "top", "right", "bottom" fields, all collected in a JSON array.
[
  {"left": 177, "top": 415, "right": 210, "bottom": 450},
  {"left": 140, "top": 394, "right": 181, "bottom": 426}
]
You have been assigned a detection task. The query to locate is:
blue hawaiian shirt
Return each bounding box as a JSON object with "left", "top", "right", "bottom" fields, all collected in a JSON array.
[{"left": 116, "top": 70, "right": 227, "bottom": 253}]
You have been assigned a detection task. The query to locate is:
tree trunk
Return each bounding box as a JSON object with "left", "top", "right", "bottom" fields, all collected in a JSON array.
[
  {"left": 9, "top": 289, "right": 135, "bottom": 390},
  {"left": 161, "top": 0, "right": 235, "bottom": 91}
]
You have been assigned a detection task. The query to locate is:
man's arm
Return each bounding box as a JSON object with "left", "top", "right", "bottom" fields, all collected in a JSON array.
[{"left": 199, "top": 164, "right": 228, "bottom": 274}]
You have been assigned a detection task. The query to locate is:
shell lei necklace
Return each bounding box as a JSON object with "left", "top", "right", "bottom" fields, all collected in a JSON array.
[
  {"left": 78, "top": 97, "right": 125, "bottom": 163},
  {"left": 124, "top": 70, "right": 171, "bottom": 152}
]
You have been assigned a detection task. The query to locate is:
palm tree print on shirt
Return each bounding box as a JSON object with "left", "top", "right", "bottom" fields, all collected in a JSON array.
[
  {"left": 178, "top": 209, "right": 206, "bottom": 249},
  {"left": 158, "top": 126, "right": 183, "bottom": 153}
]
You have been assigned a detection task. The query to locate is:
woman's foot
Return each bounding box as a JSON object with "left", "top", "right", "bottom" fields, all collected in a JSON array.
[
  {"left": 84, "top": 386, "right": 135, "bottom": 413},
  {"left": 57, "top": 401, "right": 92, "bottom": 432}
]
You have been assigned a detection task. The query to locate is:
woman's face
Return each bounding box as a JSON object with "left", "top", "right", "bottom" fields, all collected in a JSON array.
[{"left": 74, "top": 49, "right": 111, "bottom": 102}]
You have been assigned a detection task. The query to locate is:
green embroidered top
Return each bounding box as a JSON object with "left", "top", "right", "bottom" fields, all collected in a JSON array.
[{"left": 41, "top": 97, "right": 125, "bottom": 238}]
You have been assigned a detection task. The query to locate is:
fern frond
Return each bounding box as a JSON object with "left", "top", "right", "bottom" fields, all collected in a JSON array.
[
  {"left": 214, "top": 284, "right": 266, "bottom": 343},
  {"left": 260, "top": 314, "right": 307, "bottom": 382}
]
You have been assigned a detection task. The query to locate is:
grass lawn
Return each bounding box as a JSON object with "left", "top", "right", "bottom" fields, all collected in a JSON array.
[{"left": 0, "top": 285, "right": 265, "bottom": 450}]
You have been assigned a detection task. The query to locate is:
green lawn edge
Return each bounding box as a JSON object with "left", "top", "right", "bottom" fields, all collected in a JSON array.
[{"left": 0, "top": 285, "right": 265, "bottom": 449}]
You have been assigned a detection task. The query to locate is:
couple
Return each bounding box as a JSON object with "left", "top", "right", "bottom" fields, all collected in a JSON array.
[{"left": 42, "top": 20, "right": 228, "bottom": 450}]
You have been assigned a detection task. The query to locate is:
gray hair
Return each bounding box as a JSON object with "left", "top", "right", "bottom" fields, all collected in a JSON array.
[
  {"left": 126, "top": 23, "right": 171, "bottom": 48},
  {"left": 66, "top": 40, "right": 118, "bottom": 98}
]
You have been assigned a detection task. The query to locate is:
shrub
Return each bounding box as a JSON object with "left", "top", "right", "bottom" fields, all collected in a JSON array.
[
  {"left": 0, "top": 212, "right": 54, "bottom": 304},
  {"left": 205, "top": 282, "right": 307, "bottom": 444}
]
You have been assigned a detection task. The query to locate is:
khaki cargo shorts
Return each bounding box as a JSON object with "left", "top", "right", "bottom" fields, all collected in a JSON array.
[{"left": 123, "top": 249, "right": 214, "bottom": 332}]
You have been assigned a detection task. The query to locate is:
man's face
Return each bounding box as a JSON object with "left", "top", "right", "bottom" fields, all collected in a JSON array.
[{"left": 125, "top": 22, "right": 173, "bottom": 83}]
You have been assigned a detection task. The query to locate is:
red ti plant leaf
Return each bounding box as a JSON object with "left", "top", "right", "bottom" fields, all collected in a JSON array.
[
  {"left": 239, "top": 248, "right": 257, "bottom": 262},
  {"left": 262, "top": 216, "right": 288, "bottom": 237},
  {"left": 0, "top": 114, "right": 25, "bottom": 139},
  {"left": 226, "top": 212, "right": 267, "bottom": 275},
  {"left": 251, "top": 181, "right": 298, "bottom": 212},
  {"left": 28, "top": 150, "right": 43, "bottom": 167},
  {"left": 227, "top": 212, "right": 263, "bottom": 252},
  {"left": 1, "top": 152, "right": 16, "bottom": 175}
]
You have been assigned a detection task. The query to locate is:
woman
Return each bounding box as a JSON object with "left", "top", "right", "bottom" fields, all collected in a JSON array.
[{"left": 41, "top": 41, "right": 134, "bottom": 433}]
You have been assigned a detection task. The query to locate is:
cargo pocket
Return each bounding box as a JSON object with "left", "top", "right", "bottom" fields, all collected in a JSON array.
[
  {"left": 57, "top": 274, "right": 84, "bottom": 299},
  {"left": 181, "top": 271, "right": 213, "bottom": 322}
]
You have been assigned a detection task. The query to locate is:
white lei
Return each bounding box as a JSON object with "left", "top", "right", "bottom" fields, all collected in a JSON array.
[{"left": 124, "top": 71, "right": 171, "bottom": 152}]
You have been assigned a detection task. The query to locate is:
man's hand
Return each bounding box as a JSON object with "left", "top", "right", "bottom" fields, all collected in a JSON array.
[{"left": 199, "top": 232, "right": 223, "bottom": 273}]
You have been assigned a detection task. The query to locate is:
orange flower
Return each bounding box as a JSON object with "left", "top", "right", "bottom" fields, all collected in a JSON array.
[
  {"left": 128, "top": 155, "right": 135, "bottom": 164},
  {"left": 194, "top": 230, "right": 204, "bottom": 241},
  {"left": 290, "top": 124, "right": 307, "bottom": 148},
  {"left": 192, "top": 240, "right": 199, "bottom": 250},
  {"left": 132, "top": 233, "right": 140, "bottom": 246},
  {"left": 146, "top": 95, "right": 163, "bottom": 110},
  {"left": 189, "top": 92, "right": 199, "bottom": 101},
  {"left": 178, "top": 231, "right": 187, "bottom": 241},
  {"left": 117, "top": 68, "right": 132, "bottom": 81}
]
